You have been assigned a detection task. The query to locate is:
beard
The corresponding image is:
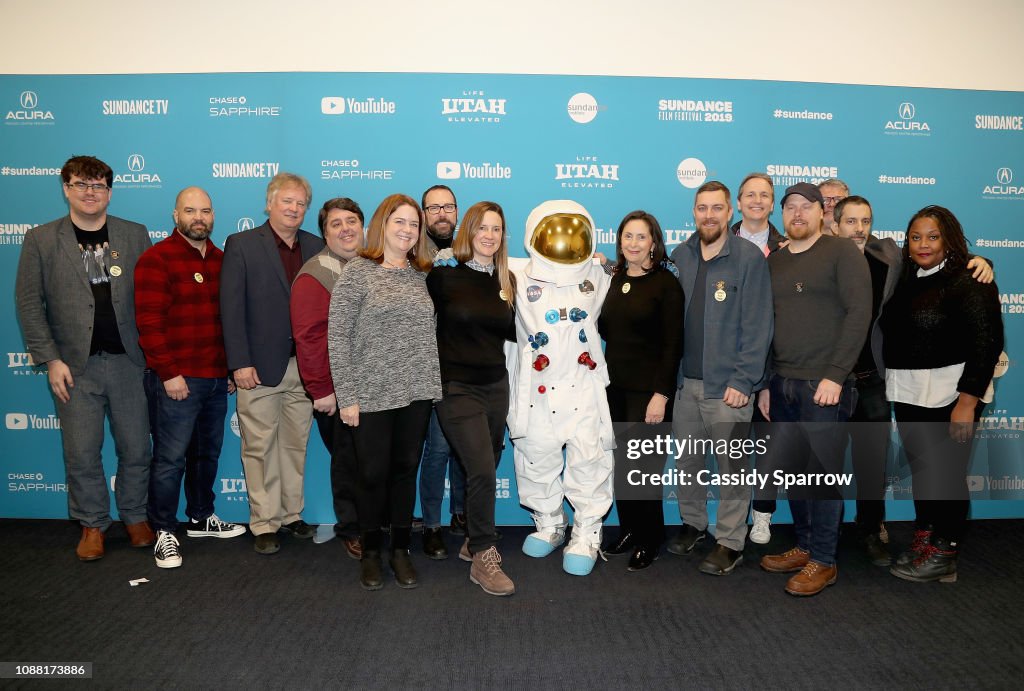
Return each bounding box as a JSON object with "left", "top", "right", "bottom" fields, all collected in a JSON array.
[
  {"left": 427, "top": 218, "right": 454, "bottom": 240},
  {"left": 179, "top": 220, "right": 212, "bottom": 242},
  {"left": 698, "top": 222, "right": 724, "bottom": 244}
]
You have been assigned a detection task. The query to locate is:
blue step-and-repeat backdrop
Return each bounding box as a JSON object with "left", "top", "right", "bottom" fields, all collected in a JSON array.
[{"left": 2, "top": 72, "right": 1023, "bottom": 525}]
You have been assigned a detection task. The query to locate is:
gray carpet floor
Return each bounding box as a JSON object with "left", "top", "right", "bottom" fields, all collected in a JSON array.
[{"left": 1, "top": 518, "right": 1022, "bottom": 690}]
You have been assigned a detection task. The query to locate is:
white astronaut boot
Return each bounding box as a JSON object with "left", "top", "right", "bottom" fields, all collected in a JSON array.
[
  {"left": 522, "top": 509, "right": 567, "bottom": 558},
  {"left": 563, "top": 519, "right": 603, "bottom": 576}
]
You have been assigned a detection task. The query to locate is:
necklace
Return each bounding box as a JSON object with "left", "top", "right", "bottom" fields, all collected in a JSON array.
[{"left": 382, "top": 258, "right": 410, "bottom": 269}]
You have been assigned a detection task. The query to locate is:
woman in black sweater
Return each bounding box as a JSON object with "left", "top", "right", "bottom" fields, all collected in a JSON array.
[
  {"left": 880, "top": 205, "right": 1003, "bottom": 583},
  {"left": 598, "top": 210, "right": 684, "bottom": 571},
  {"left": 426, "top": 201, "right": 517, "bottom": 596}
]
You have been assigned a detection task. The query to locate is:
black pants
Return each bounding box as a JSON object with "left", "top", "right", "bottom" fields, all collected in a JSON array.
[
  {"left": 313, "top": 410, "right": 360, "bottom": 539},
  {"left": 607, "top": 385, "right": 671, "bottom": 550},
  {"left": 436, "top": 378, "right": 508, "bottom": 553},
  {"left": 751, "top": 405, "right": 776, "bottom": 514},
  {"left": 850, "top": 371, "right": 891, "bottom": 533},
  {"left": 351, "top": 400, "right": 432, "bottom": 550},
  {"left": 893, "top": 399, "right": 982, "bottom": 544}
]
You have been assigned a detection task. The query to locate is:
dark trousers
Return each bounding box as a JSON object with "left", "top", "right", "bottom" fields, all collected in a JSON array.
[
  {"left": 893, "top": 400, "right": 981, "bottom": 544},
  {"left": 351, "top": 400, "right": 432, "bottom": 550},
  {"left": 850, "top": 371, "right": 890, "bottom": 532},
  {"left": 751, "top": 405, "right": 776, "bottom": 514},
  {"left": 313, "top": 410, "right": 359, "bottom": 539},
  {"left": 436, "top": 378, "right": 508, "bottom": 553},
  {"left": 608, "top": 385, "right": 671, "bottom": 550},
  {"left": 145, "top": 371, "right": 227, "bottom": 533},
  {"left": 758, "top": 375, "right": 857, "bottom": 566}
]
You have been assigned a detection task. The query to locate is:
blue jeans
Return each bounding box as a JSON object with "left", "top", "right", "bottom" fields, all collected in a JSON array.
[
  {"left": 762, "top": 375, "right": 857, "bottom": 566},
  {"left": 418, "top": 407, "right": 466, "bottom": 528},
  {"left": 145, "top": 371, "right": 228, "bottom": 532}
]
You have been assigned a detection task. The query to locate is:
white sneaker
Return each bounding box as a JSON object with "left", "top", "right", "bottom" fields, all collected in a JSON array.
[
  {"left": 154, "top": 530, "right": 182, "bottom": 568},
  {"left": 750, "top": 510, "right": 772, "bottom": 545},
  {"left": 186, "top": 514, "right": 246, "bottom": 539}
]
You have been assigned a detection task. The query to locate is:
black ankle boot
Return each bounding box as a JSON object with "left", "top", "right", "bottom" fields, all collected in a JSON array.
[
  {"left": 890, "top": 536, "right": 957, "bottom": 583},
  {"left": 389, "top": 548, "right": 419, "bottom": 589},
  {"left": 895, "top": 525, "right": 933, "bottom": 566},
  {"left": 360, "top": 550, "right": 384, "bottom": 591}
]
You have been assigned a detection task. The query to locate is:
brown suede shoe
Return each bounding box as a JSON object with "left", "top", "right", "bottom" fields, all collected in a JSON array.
[
  {"left": 760, "top": 546, "right": 810, "bottom": 573},
  {"left": 125, "top": 521, "right": 156, "bottom": 548},
  {"left": 76, "top": 527, "right": 104, "bottom": 561},
  {"left": 342, "top": 537, "right": 363, "bottom": 560},
  {"left": 785, "top": 561, "right": 838, "bottom": 596}
]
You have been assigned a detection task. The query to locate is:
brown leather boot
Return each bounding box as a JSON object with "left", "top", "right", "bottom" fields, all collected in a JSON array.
[
  {"left": 76, "top": 527, "right": 104, "bottom": 561},
  {"left": 125, "top": 521, "right": 156, "bottom": 547},
  {"left": 760, "top": 546, "right": 810, "bottom": 573},
  {"left": 785, "top": 561, "right": 838, "bottom": 596}
]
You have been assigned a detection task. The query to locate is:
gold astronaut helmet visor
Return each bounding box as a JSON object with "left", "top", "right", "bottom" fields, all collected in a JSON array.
[{"left": 529, "top": 213, "right": 593, "bottom": 264}]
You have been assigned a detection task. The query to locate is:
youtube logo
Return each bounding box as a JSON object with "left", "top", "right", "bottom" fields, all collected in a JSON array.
[
  {"left": 436, "top": 162, "right": 461, "bottom": 179},
  {"left": 321, "top": 97, "right": 345, "bottom": 115},
  {"left": 6, "top": 412, "right": 28, "bottom": 430},
  {"left": 967, "top": 475, "right": 986, "bottom": 492}
]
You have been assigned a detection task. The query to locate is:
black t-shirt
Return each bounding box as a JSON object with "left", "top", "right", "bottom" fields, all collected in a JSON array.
[{"left": 73, "top": 223, "right": 125, "bottom": 355}]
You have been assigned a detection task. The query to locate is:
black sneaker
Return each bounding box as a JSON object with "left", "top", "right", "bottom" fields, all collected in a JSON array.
[
  {"left": 699, "top": 544, "right": 744, "bottom": 575},
  {"left": 154, "top": 530, "right": 182, "bottom": 569},
  {"left": 450, "top": 513, "right": 468, "bottom": 536},
  {"left": 281, "top": 520, "right": 315, "bottom": 539},
  {"left": 186, "top": 514, "right": 246, "bottom": 539},
  {"left": 666, "top": 525, "right": 708, "bottom": 556}
]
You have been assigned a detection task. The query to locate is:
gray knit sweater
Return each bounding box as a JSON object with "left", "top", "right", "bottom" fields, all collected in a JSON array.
[{"left": 327, "top": 256, "right": 441, "bottom": 412}]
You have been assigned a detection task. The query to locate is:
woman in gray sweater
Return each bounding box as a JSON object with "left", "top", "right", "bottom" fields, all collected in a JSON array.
[{"left": 328, "top": 194, "right": 442, "bottom": 591}]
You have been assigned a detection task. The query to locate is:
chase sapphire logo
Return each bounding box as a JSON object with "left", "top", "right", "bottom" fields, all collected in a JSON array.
[
  {"left": 237, "top": 217, "right": 256, "bottom": 232},
  {"left": 997, "top": 167, "right": 1013, "bottom": 185},
  {"left": 898, "top": 102, "right": 916, "bottom": 120},
  {"left": 20, "top": 91, "right": 38, "bottom": 109},
  {"left": 127, "top": 153, "right": 145, "bottom": 172}
]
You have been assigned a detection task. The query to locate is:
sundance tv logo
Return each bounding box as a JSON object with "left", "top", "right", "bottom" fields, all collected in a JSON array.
[{"left": 5, "top": 90, "right": 55, "bottom": 125}]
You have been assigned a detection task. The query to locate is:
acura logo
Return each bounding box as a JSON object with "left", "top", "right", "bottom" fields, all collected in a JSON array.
[
  {"left": 20, "top": 91, "right": 38, "bottom": 109},
  {"left": 127, "top": 154, "right": 145, "bottom": 172},
  {"left": 237, "top": 217, "right": 255, "bottom": 232},
  {"left": 997, "top": 167, "right": 1013, "bottom": 184},
  {"left": 898, "top": 102, "right": 916, "bottom": 119}
]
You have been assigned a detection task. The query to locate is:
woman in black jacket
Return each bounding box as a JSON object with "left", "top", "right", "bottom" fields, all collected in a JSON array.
[{"left": 880, "top": 205, "right": 1003, "bottom": 583}]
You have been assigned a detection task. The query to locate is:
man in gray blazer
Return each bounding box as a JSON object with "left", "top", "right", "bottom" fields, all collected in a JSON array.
[
  {"left": 221, "top": 172, "right": 324, "bottom": 554},
  {"left": 15, "top": 155, "right": 155, "bottom": 561}
]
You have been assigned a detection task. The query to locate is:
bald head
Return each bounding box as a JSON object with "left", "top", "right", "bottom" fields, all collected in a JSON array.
[{"left": 173, "top": 186, "right": 214, "bottom": 243}]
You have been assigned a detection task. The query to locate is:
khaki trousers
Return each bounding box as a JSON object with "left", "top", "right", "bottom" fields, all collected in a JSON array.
[{"left": 236, "top": 358, "right": 313, "bottom": 535}]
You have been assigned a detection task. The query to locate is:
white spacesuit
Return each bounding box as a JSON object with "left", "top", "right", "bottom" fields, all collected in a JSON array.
[{"left": 506, "top": 200, "right": 615, "bottom": 576}]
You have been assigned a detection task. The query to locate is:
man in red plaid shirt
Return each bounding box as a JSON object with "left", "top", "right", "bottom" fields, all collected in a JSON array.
[{"left": 135, "top": 187, "right": 245, "bottom": 569}]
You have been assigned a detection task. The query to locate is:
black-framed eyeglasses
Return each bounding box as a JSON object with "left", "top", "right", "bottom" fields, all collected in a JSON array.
[
  {"left": 66, "top": 182, "right": 110, "bottom": 192},
  {"left": 425, "top": 203, "right": 456, "bottom": 214}
]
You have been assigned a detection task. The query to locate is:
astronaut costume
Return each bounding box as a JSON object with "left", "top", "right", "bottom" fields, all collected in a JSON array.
[{"left": 506, "top": 200, "right": 615, "bottom": 576}]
